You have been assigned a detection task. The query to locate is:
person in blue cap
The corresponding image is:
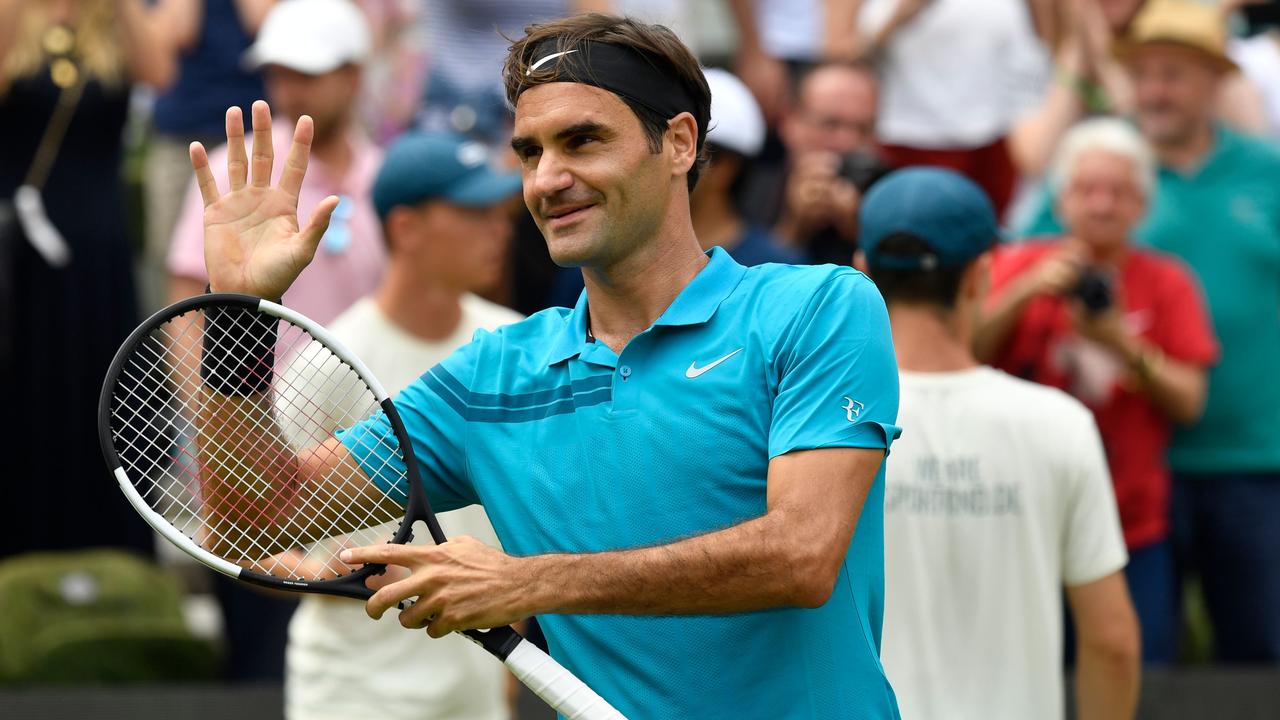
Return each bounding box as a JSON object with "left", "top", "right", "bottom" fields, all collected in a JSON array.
[
  {"left": 187, "top": 14, "right": 902, "bottom": 718},
  {"left": 280, "top": 131, "right": 524, "bottom": 720},
  {"left": 856, "top": 166, "right": 1140, "bottom": 720}
]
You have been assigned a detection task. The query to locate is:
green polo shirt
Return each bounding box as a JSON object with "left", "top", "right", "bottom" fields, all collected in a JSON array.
[{"left": 1019, "top": 127, "right": 1280, "bottom": 473}]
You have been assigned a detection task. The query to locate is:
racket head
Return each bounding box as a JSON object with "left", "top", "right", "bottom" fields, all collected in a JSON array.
[{"left": 98, "top": 293, "right": 441, "bottom": 599}]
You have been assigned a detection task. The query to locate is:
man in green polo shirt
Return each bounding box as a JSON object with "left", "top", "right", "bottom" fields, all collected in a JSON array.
[{"left": 1018, "top": 0, "right": 1280, "bottom": 662}]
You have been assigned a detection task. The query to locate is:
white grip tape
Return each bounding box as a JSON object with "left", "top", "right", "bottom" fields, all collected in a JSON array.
[{"left": 504, "top": 638, "right": 629, "bottom": 720}]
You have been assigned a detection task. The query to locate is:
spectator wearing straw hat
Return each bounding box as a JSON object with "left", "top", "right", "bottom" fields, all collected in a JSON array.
[{"left": 1020, "top": 0, "right": 1280, "bottom": 663}]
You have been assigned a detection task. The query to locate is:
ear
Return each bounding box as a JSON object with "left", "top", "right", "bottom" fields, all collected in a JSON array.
[
  {"left": 383, "top": 205, "right": 419, "bottom": 254},
  {"left": 962, "top": 252, "right": 993, "bottom": 302},
  {"left": 852, "top": 250, "right": 869, "bottom": 274},
  {"left": 667, "top": 111, "right": 699, "bottom": 178}
]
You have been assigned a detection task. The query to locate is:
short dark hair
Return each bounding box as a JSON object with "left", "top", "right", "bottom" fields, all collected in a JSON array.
[
  {"left": 866, "top": 233, "right": 974, "bottom": 308},
  {"left": 502, "top": 13, "right": 711, "bottom": 192}
]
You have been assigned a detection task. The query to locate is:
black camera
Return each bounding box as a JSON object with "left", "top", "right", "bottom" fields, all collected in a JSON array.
[
  {"left": 837, "top": 150, "right": 892, "bottom": 192},
  {"left": 1070, "top": 267, "right": 1113, "bottom": 314}
]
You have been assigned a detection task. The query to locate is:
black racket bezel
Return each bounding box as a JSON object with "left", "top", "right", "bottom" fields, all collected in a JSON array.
[{"left": 99, "top": 293, "right": 521, "bottom": 657}]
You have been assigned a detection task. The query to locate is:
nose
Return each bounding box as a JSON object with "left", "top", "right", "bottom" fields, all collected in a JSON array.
[{"left": 528, "top": 151, "right": 574, "bottom": 201}]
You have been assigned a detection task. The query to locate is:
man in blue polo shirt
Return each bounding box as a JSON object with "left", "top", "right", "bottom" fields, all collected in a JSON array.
[{"left": 189, "top": 13, "right": 902, "bottom": 719}]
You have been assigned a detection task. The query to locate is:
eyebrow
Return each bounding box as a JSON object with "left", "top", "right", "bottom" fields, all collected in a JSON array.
[{"left": 510, "top": 121, "right": 609, "bottom": 154}]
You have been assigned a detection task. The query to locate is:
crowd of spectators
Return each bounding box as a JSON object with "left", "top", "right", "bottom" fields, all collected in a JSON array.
[{"left": 2, "top": 0, "right": 1279, "bottom": 711}]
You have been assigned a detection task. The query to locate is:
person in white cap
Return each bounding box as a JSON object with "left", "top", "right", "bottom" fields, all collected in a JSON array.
[
  {"left": 691, "top": 68, "right": 803, "bottom": 266},
  {"left": 163, "top": 0, "right": 387, "bottom": 684},
  {"left": 167, "top": 0, "right": 385, "bottom": 326}
]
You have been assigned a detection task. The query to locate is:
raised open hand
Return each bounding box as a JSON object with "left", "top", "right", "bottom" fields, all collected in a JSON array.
[{"left": 190, "top": 100, "right": 339, "bottom": 300}]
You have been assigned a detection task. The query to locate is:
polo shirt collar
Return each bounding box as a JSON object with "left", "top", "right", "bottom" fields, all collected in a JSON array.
[{"left": 545, "top": 247, "right": 748, "bottom": 366}]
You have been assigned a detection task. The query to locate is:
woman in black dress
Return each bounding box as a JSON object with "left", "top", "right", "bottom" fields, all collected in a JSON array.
[{"left": 0, "top": 0, "right": 177, "bottom": 557}]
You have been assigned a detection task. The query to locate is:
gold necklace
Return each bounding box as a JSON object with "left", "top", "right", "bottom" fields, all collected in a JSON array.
[{"left": 42, "top": 25, "right": 79, "bottom": 89}]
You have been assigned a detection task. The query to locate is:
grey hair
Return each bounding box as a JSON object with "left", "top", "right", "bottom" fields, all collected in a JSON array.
[{"left": 1049, "top": 117, "right": 1157, "bottom": 198}]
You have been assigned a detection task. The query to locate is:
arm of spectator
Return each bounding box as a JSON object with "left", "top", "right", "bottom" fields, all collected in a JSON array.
[
  {"left": 1009, "top": 40, "right": 1087, "bottom": 178},
  {"left": 0, "top": 0, "right": 21, "bottom": 71},
  {"left": 1067, "top": 572, "right": 1141, "bottom": 720},
  {"left": 823, "top": 0, "right": 866, "bottom": 60},
  {"left": 860, "top": 0, "right": 934, "bottom": 57},
  {"left": 570, "top": 0, "right": 611, "bottom": 12},
  {"left": 728, "top": 0, "right": 789, "bottom": 123},
  {"left": 973, "top": 242, "right": 1085, "bottom": 363},
  {"left": 1070, "top": 305, "right": 1209, "bottom": 424},
  {"left": 149, "top": 0, "right": 201, "bottom": 52},
  {"left": 115, "top": 0, "right": 180, "bottom": 89},
  {"left": 233, "top": 0, "right": 277, "bottom": 35}
]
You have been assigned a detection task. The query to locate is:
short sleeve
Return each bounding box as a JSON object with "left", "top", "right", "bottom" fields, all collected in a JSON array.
[
  {"left": 337, "top": 340, "right": 481, "bottom": 513},
  {"left": 1060, "top": 407, "right": 1129, "bottom": 586},
  {"left": 768, "top": 272, "right": 902, "bottom": 458},
  {"left": 1153, "top": 260, "right": 1219, "bottom": 367}
]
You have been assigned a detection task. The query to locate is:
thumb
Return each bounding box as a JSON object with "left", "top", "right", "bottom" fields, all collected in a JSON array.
[{"left": 299, "top": 195, "right": 341, "bottom": 255}]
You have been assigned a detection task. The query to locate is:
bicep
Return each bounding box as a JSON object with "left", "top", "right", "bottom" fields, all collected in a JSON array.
[{"left": 767, "top": 447, "right": 885, "bottom": 553}]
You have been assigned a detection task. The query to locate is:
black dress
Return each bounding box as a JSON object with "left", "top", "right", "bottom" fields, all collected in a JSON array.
[{"left": 0, "top": 70, "right": 151, "bottom": 558}]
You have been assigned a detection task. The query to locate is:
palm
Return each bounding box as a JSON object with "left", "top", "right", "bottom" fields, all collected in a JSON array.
[
  {"left": 205, "top": 187, "right": 312, "bottom": 300},
  {"left": 191, "top": 102, "right": 337, "bottom": 300}
]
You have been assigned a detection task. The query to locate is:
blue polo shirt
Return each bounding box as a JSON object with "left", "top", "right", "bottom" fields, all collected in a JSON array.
[{"left": 339, "top": 248, "right": 903, "bottom": 718}]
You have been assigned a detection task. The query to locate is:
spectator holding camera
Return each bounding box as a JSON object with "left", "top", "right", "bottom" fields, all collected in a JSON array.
[
  {"left": 974, "top": 118, "right": 1218, "bottom": 664},
  {"left": 773, "top": 60, "right": 889, "bottom": 265}
]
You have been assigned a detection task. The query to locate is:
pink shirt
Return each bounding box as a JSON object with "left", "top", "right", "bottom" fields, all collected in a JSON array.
[{"left": 167, "top": 122, "right": 387, "bottom": 324}]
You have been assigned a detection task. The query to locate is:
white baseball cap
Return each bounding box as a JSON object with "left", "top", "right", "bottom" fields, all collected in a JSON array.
[
  {"left": 244, "top": 0, "right": 371, "bottom": 75},
  {"left": 704, "top": 68, "right": 765, "bottom": 157}
]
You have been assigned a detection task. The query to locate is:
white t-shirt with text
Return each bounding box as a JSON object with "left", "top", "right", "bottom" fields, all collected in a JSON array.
[
  {"left": 881, "top": 367, "right": 1128, "bottom": 720},
  {"left": 284, "top": 295, "right": 523, "bottom": 720}
]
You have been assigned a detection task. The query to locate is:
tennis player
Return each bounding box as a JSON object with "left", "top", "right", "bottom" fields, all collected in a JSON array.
[
  {"left": 855, "top": 168, "right": 1140, "bottom": 720},
  {"left": 192, "top": 14, "right": 902, "bottom": 718}
]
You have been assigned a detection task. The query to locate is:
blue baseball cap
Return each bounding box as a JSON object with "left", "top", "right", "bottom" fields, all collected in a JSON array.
[
  {"left": 372, "top": 132, "right": 522, "bottom": 218},
  {"left": 859, "top": 167, "right": 998, "bottom": 271}
]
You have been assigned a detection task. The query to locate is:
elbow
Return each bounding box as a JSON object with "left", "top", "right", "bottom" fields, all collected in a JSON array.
[
  {"left": 1080, "top": 614, "right": 1141, "bottom": 672},
  {"left": 785, "top": 545, "right": 843, "bottom": 609}
]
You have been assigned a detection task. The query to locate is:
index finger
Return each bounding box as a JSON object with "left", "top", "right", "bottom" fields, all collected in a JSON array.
[{"left": 340, "top": 542, "right": 416, "bottom": 567}]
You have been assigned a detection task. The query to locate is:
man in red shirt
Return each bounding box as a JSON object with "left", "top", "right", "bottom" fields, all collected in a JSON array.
[{"left": 975, "top": 117, "right": 1218, "bottom": 663}]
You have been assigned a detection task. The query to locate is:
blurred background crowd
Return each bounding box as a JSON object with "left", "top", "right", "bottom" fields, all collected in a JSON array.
[{"left": 1, "top": 0, "right": 1279, "bottom": 716}]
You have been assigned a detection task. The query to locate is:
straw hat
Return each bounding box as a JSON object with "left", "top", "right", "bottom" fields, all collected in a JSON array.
[{"left": 1114, "top": 0, "right": 1239, "bottom": 73}]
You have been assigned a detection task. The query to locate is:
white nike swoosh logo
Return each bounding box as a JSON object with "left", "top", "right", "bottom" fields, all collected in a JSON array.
[
  {"left": 685, "top": 348, "right": 743, "bottom": 379},
  {"left": 528, "top": 49, "right": 578, "bottom": 74}
]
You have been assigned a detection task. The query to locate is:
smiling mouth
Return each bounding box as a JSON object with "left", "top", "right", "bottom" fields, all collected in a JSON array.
[{"left": 545, "top": 205, "right": 596, "bottom": 223}]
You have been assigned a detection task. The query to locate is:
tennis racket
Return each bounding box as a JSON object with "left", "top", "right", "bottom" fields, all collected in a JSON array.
[{"left": 98, "top": 292, "right": 627, "bottom": 720}]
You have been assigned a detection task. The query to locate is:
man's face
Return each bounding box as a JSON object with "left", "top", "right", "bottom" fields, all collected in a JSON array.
[
  {"left": 1130, "top": 45, "right": 1220, "bottom": 148},
  {"left": 512, "top": 82, "right": 674, "bottom": 268},
  {"left": 784, "top": 66, "right": 877, "bottom": 156},
  {"left": 414, "top": 201, "right": 512, "bottom": 292},
  {"left": 1058, "top": 149, "right": 1146, "bottom": 251},
  {"left": 264, "top": 65, "right": 360, "bottom": 144}
]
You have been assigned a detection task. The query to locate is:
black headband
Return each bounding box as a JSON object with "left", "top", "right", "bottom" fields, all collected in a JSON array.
[{"left": 518, "top": 39, "right": 705, "bottom": 132}]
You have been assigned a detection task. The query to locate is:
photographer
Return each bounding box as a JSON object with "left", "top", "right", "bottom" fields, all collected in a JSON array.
[
  {"left": 974, "top": 118, "right": 1217, "bottom": 664},
  {"left": 773, "top": 60, "right": 889, "bottom": 265}
]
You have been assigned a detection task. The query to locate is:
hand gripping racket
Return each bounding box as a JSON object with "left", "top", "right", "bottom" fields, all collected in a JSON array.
[{"left": 99, "top": 293, "right": 627, "bottom": 720}]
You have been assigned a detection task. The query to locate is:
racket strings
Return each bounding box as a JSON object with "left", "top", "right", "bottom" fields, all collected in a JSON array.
[{"left": 108, "top": 307, "right": 410, "bottom": 581}]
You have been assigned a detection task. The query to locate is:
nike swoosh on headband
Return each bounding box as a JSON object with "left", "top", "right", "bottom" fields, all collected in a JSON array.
[{"left": 528, "top": 49, "right": 579, "bottom": 74}]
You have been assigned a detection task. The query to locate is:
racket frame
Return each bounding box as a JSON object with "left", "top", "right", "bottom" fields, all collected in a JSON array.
[{"left": 98, "top": 293, "right": 516, "bottom": 656}]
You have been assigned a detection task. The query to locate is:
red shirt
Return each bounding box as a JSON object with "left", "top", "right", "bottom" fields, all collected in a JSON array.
[{"left": 988, "top": 241, "right": 1219, "bottom": 549}]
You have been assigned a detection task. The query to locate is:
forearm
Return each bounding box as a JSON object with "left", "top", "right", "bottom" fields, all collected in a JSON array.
[
  {"left": 823, "top": 0, "right": 864, "bottom": 58},
  {"left": 728, "top": 0, "right": 765, "bottom": 55},
  {"left": 973, "top": 279, "right": 1038, "bottom": 363},
  {"left": 116, "top": 0, "right": 178, "bottom": 89},
  {"left": 1115, "top": 337, "right": 1207, "bottom": 424},
  {"left": 522, "top": 508, "right": 841, "bottom": 617},
  {"left": 0, "top": 0, "right": 21, "bottom": 69},
  {"left": 1075, "top": 640, "right": 1140, "bottom": 720}
]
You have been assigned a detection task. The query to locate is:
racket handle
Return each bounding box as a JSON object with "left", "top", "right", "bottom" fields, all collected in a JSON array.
[{"left": 504, "top": 638, "right": 629, "bottom": 720}]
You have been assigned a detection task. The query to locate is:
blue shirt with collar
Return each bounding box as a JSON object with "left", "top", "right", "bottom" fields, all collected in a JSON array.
[{"left": 339, "top": 248, "right": 903, "bottom": 718}]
